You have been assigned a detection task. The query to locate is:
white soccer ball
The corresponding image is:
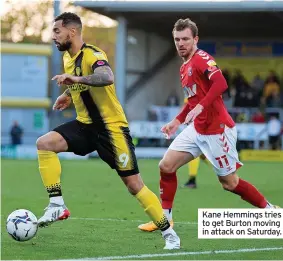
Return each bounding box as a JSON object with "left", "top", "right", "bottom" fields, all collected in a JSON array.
[{"left": 6, "top": 209, "right": 38, "bottom": 241}]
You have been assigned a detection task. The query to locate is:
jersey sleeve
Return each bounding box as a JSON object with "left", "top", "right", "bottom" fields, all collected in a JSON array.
[
  {"left": 195, "top": 51, "right": 228, "bottom": 109},
  {"left": 195, "top": 52, "right": 221, "bottom": 80},
  {"left": 176, "top": 102, "right": 191, "bottom": 123},
  {"left": 85, "top": 50, "right": 111, "bottom": 71}
]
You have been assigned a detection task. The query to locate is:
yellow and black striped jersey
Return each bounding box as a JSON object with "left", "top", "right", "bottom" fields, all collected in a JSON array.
[{"left": 63, "top": 43, "right": 128, "bottom": 127}]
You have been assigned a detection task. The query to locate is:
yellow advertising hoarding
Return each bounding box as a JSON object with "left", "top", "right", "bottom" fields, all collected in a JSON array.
[
  {"left": 240, "top": 150, "right": 283, "bottom": 162},
  {"left": 216, "top": 57, "right": 283, "bottom": 82}
]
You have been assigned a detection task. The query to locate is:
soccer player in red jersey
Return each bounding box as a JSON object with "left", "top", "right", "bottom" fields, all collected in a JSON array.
[{"left": 138, "top": 18, "right": 278, "bottom": 232}]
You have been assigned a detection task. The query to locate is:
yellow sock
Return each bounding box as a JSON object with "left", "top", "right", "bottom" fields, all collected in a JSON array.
[
  {"left": 38, "top": 150, "right": 62, "bottom": 198},
  {"left": 135, "top": 186, "right": 170, "bottom": 231},
  {"left": 188, "top": 157, "right": 200, "bottom": 177}
]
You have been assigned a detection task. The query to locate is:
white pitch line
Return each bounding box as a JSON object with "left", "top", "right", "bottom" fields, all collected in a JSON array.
[
  {"left": 70, "top": 217, "right": 198, "bottom": 225},
  {"left": 53, "top": 246, "right": 283, "bottom": 260}
]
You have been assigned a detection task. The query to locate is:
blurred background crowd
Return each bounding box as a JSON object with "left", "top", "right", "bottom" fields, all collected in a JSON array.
[{"left": 162, "top": 69, "right": 283, "bottom": 122}]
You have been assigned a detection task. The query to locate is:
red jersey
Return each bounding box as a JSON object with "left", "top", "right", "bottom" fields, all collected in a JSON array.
[{"left": 179, "top": 49, "right": 235, "bottom": 135}]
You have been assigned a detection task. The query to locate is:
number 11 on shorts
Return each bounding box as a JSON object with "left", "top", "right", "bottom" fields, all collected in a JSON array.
[{"left": 215, "top": 155, "right": 229, "bottom": 168}]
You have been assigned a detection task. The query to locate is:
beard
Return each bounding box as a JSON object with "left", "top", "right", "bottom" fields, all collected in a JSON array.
[
  {"left": 178, "top": 46, "right": 195, "bottom": 60},
  {"left": 179, "top": 48, "right": 193, "bottom": 57},
  {"left": 55, "top": 38, "right": 72, "bottom": 51}
]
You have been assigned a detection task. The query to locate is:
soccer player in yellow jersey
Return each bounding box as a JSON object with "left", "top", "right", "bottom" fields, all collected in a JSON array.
[{"left": 36, "top": 12, "right": 180, "bottom": 249}]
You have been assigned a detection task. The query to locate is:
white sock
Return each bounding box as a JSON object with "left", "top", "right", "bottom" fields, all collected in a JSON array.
[
  {"left": 164, "top": 208, "right": 173, "bottom": 222},
  {"left": 161, "top": 226, "right": 174, "bottom": 237},
  {"left": 50, "top": 196, "right": 64, "bottom": 206},
  {"left": 265, "top": 202, "right": 274, "bottom": 209}
]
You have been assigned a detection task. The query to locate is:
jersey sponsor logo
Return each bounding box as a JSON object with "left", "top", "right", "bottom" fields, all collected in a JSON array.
[
  {"left": 198, "top": 50, "right": 206, "bottom": 55},
  {"left": 226, "top": 166, "right": 233, "bottom": 172},
  {"left": 188, "top": 67, "right": 193, "bottom": 76},
  {"left": 207, "top": 60, "right": 217, "bottom": 66},
  {"left": 183, "top": 83, "right": 197, "bottom": 98},
  {"left": 197, "top": 50, "right": 210, "bottom": 60},
  {"left": 97, "top": 60, "right": 105, "bottom": 66},
  {"left": 69, "top": 83, "right": 89, "bottom": 91}
]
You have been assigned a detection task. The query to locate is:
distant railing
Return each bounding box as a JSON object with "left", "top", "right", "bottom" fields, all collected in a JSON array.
[
  {"left": 227, "top": 107, "right": 283, "bottom": 122},
  {"left": 148, "top": 106, "right": 283, "bottom": 123}
]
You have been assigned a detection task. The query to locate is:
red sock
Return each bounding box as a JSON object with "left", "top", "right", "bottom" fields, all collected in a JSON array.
[
  {"left": 231, "top": 178, "right": 267, "bottom": 208},
  {"left": 160, "top": 171, "right": 177, "bottom": 209}
]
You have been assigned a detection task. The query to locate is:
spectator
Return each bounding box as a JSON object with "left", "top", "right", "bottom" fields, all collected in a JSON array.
[
  {"left": 222, "top": 68, "right": 231, "bottom": 97},
  {"left": 236, "top": 112, "right": 248, "bottom": 123},
  {"left": 232, "top": 70, "right": 248, "bottom": 107},
  {"left": 245, "top": 84, "right": 260, "bottom": 107},
  {"left": 263, "top": 77, "right": 280, "bottom": 97},
  {"left": 10, "top": 121, "right": 23, "bottom": 145},
  {"left": 232, "top": 69, "right": 245, "bottom": 88},
  {"left": 266, "top": 90, "right": 282, "bottom": 108},
  {"left": 222, "top": 69, "right": 233, "bottom": 108},
  {"left": 147, "top": 108, "right": 158, "bottom": 121},
  {"left": 166, "top": 92, "right": 179, "bottom": 107},
  {"left": 263, "top": 77, "right": 281, "bottom": 107},
  {"left": 251, "top": 111, "right": 265, "bottom": 123},
  {"left": 265, "top": 70, "right": 280, "bottom": 85},
  {"left": 233, "top": 77, "right": 253, "bottom": 107},
  {"left": 251, "top": 74, "right": 264, "bottom": 96},
  {"left": 267, "top": 115, "right": 282, "bottom": 150}
]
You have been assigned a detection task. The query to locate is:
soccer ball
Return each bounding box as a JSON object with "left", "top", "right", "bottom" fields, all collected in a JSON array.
[{"left": 6, "top": 209, "right": 38, "bottom": 241}]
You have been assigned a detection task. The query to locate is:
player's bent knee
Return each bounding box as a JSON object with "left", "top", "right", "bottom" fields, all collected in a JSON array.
[
  {"left": 127, "top": 181, "right": 144, "bottom": 195},
  {"left": 221, "top": 183, "right": 236, "bottom": 191},
  {"left": 121, "top": 174, "right": 144, "bottom": 195},
  {"left": 36, "top": 131, "right": 67, "bottom": 152},
  {"left": 127, "top": 185, "right": 142, "bottom": 195},
  {"left": 159, "top": 160, "right": 176, "bottom": 173},
  {"left": 219, "top": 173, "right": 239, "bottom": 191},
  {"left": 36, "top": 136, "right": 50, "bottom": 150}
]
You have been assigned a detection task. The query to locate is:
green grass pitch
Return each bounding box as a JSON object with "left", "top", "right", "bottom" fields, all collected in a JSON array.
[{"left": 1, "top": 159, "right": 283, "bottom": 260}]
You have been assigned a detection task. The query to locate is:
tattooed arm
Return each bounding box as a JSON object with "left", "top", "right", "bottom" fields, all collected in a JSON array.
[{"left": 76, "top": 66, "right": 114, "bottom": 87}]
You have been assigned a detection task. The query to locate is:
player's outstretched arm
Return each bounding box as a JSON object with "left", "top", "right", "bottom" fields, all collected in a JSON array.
[
  {"left": 78, "top": 66, "right": 114, "bottom": 87},
  {"left": 176, "top": 102, "right": 191, "bottom": 123},
  {"left": 199, "top": 72, "right": 228, "bottom": 108}
]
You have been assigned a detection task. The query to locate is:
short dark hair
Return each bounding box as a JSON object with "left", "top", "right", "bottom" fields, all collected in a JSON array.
[
  {"left": 173, "top": 18, "right": 198, "bottom": 37},
  {"left": 55, "top": 12, "right": 82, "bottom": 29}
]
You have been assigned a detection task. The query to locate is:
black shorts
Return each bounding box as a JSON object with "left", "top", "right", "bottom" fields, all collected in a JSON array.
[
  {"left": 53, "top": 120, "right": 139, "bottom": 177},
  {"left": 269, "top": 135, "right": 280, "bottom": 146}
]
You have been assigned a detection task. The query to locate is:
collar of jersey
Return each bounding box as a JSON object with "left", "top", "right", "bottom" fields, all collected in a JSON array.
[
  {"left": 66, "top": 43, "right": 86, "bottom": 61},
  {"left": 183, "top": 48, "right": 198, "bottom": 65}
]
